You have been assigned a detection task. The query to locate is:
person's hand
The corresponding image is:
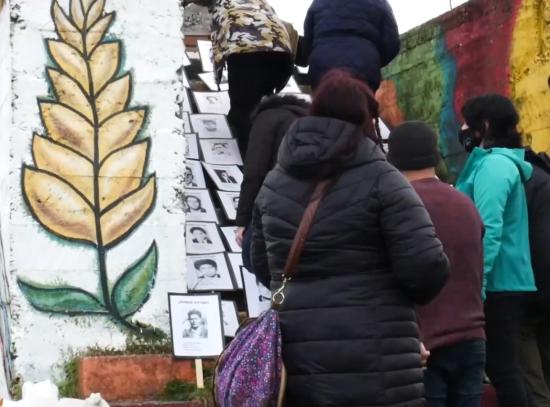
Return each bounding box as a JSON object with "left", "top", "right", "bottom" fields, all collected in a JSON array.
[
  {"left": 375, "top": 80, "right": 405, "bottom": 131},
  {"left": 420, "top": 342, "right": 430, "bottom": 367},
  {"left": 235, "top": 227, "right": 245, "bottom": 248}
]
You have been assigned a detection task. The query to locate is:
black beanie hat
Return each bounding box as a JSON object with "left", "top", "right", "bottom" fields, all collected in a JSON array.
[{"left": 387, "top": 121, "right": 441, "bottom": 171}]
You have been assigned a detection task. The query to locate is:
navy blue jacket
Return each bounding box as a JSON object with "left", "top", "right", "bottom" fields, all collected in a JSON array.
[{"left": 302, "top": 0, "right": 400, "bottom": 89}]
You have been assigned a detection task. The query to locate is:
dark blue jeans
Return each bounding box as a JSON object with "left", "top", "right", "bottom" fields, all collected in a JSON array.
[{"left": 424, "top": 339, "right": 486, "bottom": 407}]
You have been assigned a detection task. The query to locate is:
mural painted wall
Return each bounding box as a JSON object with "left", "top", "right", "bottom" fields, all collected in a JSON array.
[
  {"left": 5, "top": 0, "right": 186, "bottom": 385},
  {"left": 382, "top": 0, "right": 550, "bottom": 181}
]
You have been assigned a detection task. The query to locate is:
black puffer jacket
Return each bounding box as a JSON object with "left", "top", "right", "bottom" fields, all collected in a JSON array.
[
  {"left": 252, "top": 117, "right": 449, "bottom": 406},
  {"left": 236, "top": 95, "right": 309, "bottom": 227},
  {"left": 525, "top": 149, "right": 550, "bottom": 308}
]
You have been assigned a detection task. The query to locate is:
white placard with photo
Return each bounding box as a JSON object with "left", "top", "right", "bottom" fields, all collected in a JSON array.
[
  {"left": 183, "top": 87, "right": 193, "bottom": 113},
  {"left": 221, "top": 300, "right": 239, "bottom": 338},
  {"left": 227, "top": 253, "right": 244, "bottom": 289},
  {"left": 191, "top": 114, "right": 232, "bottom": 139},
  {"left": 183, "top": 189, "right": 218, "bottom": 223},
  {"left": 183, "top": 111, "right": 192, "bottom": 133},
  {"left": 185, "top": 133, "right": 200, "bottom": 160},
  {"left": 183, "top": 70, "right": 190, "bottom": 88},
  {"left": 186, "top": 253, "right": 235, "bottom": 292},
  {"left": 289, "top": 93, "right": 312, "bottom": 103},
  {"left": 216, "top": 190, "right": 240, "bottom": 221},
  {"left": 193, "top": 91, "right": 230, "bottom": 115},
  {"left": 168, "top": 293, "right": 224, "bottom": 358},
  {"left": 200, "top": 139, "right": 243, "bottom": 166},
  {"left": 184, "top": 160, "right": 206, "bottom": 189},
  {"left": 220, "top": 226, "right": 242, "bottom": 253},
  {"left": 202, "top": 163, "right": 243, "bottom": 192},
  {"left": 242, "top": 267, "right": 271, "bottom": 318},
  {"left": 183, "top": 53, "right": 192, "bottom": 67},
  {"left": 197, "top": 40, "right": 214, "bottom": 72},
  {"left": 186, "top": 222, "right": 225, "bottom": 255},
  {"left": 280, "top": 76, "right": 300, "bottom": 94},
  {"left": 199, "top": 72, "right": 229, "bottom": 92}
]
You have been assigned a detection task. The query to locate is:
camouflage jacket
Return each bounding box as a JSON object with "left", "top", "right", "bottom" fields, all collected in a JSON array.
[{"left": 211, "top": 0, "right": 292, "bottom": 82}]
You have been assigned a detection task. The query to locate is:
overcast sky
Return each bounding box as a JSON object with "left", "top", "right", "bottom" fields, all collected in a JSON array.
[{"left": 270, "top": 0, "right": 469, "bottom": 34}]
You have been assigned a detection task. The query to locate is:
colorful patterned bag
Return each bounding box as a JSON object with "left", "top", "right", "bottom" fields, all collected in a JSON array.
[{"left": 214, "top": 179, "right": 334, "bottom": 407}]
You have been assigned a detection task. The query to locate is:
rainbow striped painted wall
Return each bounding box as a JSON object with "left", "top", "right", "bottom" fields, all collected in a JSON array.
[{"left": 382, "top": 0, "right": 550, "bottom": 181}]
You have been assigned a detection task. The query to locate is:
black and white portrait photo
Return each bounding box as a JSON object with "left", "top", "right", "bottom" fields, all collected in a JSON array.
[
  {"left": 183, "top": 4, "right": 211, "bottom": 36},
  {"left": 221, "top": 300, "right": 239, "bottom": 338},
  {"left": 186, "top": 222, "right": 225, "bottom": 254},
  {"left": 197, "top": 40, "right": 214, "bottom": 72},
  {"left": 191, "top": 114, "right": 232, "bottom": 139},
  {"left": 168, "top": 293, "right": 224, "bottom": 358},
  {"left": 193, "top": 91, "right": 230, "bottom": 115},
  {"left": 186, "top": 253, "right": 235, "bottom": 292},
  {"left": 242, "top": 266, "right": 271, "bottom": 318},
  {"left": 183, "top": 189, "right": 218, "bottom": 223},
  {"left": 220, "top": 226, "right": 243, "bottom": 253},
  {"left": 217, "top": 191, "right": 240, "bottom": 222},
  {"left": 199, "top": 72, "right": 229, "bottom": 92},
  {"left": 227, "top": 253, "right": 244, "bottom": 289},
  {"left": 184, "top": 160, "right": 206, "bottom": 189},
  {"left": 203, "top": 163, "right": 243, "bottom": 192},
  {"left": 185, "top": 133, "right": 200, "bottom": 160}
]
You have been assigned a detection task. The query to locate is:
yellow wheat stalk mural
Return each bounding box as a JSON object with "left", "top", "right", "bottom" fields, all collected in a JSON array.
[{"left": 19, "top": 0, "right": 159, "bottom": 334}]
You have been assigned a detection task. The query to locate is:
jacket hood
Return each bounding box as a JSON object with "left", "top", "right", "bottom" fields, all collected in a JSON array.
[
  {"left": 461, "top": 147, "right": 533, "bottom": 183},
  {"left": 251, "top": 94, "right": 309, "bottom": 121},
  {"left": 277, "top": 116, "right": 385, "bottom": 179},
  {"left": 525, "top": 149, "right": 550, "bottom": 175}
]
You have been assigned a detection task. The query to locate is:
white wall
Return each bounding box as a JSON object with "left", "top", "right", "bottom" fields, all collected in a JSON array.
[{"left": 7, "top": 0, "right": 186, "bottom": 383}]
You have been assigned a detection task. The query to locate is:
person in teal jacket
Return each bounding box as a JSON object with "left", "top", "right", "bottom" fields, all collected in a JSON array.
[{"left": 456, "top": 94, "right": 536, "bottom": 407}]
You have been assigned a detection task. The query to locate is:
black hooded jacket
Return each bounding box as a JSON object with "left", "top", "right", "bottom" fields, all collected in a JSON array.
[
  {"left": 252, "top": 117, "right": 449, "bottom": 406},
  {"left": 236, "top": 95, "right": 309, "bottom": 227},
  {"left": 525, "top": 149, "right": 550, "bottom": 308}
]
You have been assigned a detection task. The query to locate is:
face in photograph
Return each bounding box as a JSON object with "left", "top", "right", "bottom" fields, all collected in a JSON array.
[
  {"left": 184, "top": 195, "right": 206, "bottom": 213},
  {"left": 212, "top": 142, "right": 229, "bottom": 156},
  {"left": 190, "top": 226, "right": 212, "bottom": 244},
  {"left": 206, "top": 95, "right": 218, "bottom": 105},
  {"left": 195, "top": 259, "right": 221, "bottom": 279},
  {"left": 232, "top": 196, "right": 239, "bottom": 210},
  {"left": 184, "top": 166, "right": 197, "bottom": 188},
  {"left": 215, "top": 169, "right": 236, "bottom": 183},
  {"left": 182, "top": 309, "right": 208, "bottom": 339},
  {"left": 203, "top": 119, "right": 217, "bottom": 132}
]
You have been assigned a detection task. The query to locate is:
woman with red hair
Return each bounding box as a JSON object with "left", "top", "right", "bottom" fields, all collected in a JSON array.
[{"left": 251, "top": 70, "right": 449, "bottom": 406}]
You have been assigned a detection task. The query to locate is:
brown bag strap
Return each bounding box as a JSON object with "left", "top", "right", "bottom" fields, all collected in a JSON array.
[{"left": 282, "top": 178, "right": 335, "bottom": 279}]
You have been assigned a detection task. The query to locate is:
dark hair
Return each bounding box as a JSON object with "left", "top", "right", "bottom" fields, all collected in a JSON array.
[
  {"left": 461, "top": 94, "right": 522, "bottom": 148},
  {"left": 310, "top": 69, "right": 381, "bottom": 149},
  {"left": 190, "top": 227, "right": 206, "bottom": 234},
  {"left": 187, "top": 309, "right": 202, "bottom": 319}
]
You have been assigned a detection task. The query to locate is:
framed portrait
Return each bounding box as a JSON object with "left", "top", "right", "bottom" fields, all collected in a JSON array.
[
  {"left": 202, "top": 163, "right": 243, "bottom": 192},
  {"left": 280, "top": 76, "right": 300, "bottom": 94},
  {"left": 186, "top": 222, "right": 224, "bottom": 254},
  {"left": 197, "top": 40, "right": 214, "bottom": 72},
  {"left": 168, "top": 293, "right": 225, "bottom": 359},
  {"left": 183, "top": 4, "right": 211, "bottom": 37},
  {"left": 183, "top": 189, "right": 218, "bottom": 223},
  {"left": 184, "top": 160, "right": 206, "bottom": 189},
  {"left": 190, "top": 114, "right": 232, "bottom": 139},
  {"left": 199, "top": 72, "right": 229, "bottom": 92},
  {"left": 242, "top": 266, "right": 271, "bottom": 318},
  {"left": 221, "top": 300, "right": 239, "bottom": 338},
  {"left": 186, "top": 253, "right": 235, "bottom": 292},
  {"left": 220, "top": 226, "right": 242, "bottom": 253},
  {"left": 193, "top": 91, "right": 230, "bottom": 115},
  {"left": 227, "top": 253, "right": 244, "bottom": 290},
  {"left": 216, "top": 191, "right": 239, "bottom": 221},
  {"left": 183, "top": 87, "right": 193, "bottom": 113},
  {"left": 185, "top": 133, "right": 200, "bottom": 160},
  {"left": 183, "top": 111, "right": 192, "bottom": 133},
  {"left": 199, "top": 139, "right": 243, "bottom": 166}
]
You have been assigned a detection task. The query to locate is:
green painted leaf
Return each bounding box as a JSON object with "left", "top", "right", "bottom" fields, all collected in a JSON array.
[
  {"left": 17, "top": 279, "right": 106, "bottom": 315},
  {"left": 112, "top": 241, "right": 158, "bottom": 318}
]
